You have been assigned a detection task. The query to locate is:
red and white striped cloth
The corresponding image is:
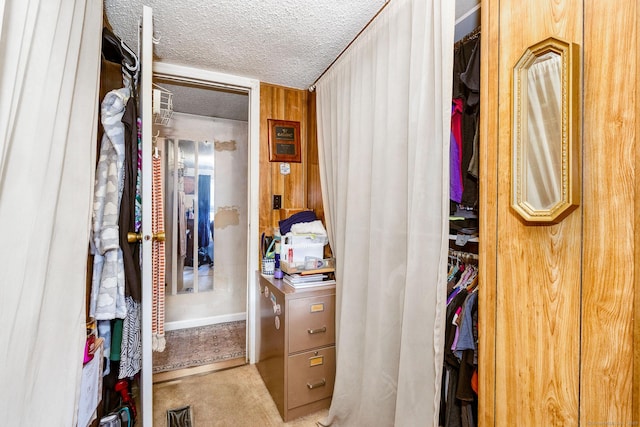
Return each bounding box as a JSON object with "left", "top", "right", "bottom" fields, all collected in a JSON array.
[{"left": 152, "top": 151, "right": 166, "bottom": 352}]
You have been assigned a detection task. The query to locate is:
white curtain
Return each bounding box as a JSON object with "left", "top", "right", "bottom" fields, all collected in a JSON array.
[
  {"left": 0, "top": 0, "right": 102, "bottom": 425},
  {"left": 315, "top": 0, "right": 454, "bottom": 425}
]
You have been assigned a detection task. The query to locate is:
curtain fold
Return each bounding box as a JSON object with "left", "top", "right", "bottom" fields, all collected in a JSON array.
[
  {"left": 0, "top": 0, "right": 102, "bottom": 425},
  {"left": 316, "top": 0, "right": 454, "bottom": 425}
]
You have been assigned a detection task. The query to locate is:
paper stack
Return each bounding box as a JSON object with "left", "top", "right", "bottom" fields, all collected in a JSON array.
[{"left": 283, "top": 273, "right": 336, "bottom": 288}]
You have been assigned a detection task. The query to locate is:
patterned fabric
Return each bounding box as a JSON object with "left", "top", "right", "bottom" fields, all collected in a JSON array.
[
  {"left": 152, "top": 151, "right": 166, "bottom": 352},
  {"left": 119, "top": 296, "right": 142, "bottom": 378},
  {"left": 135, "top": 117, "right": 142, "bottom": 232},
  {"left": 90, "top": 88, "right": 130, "bottom": 320}
]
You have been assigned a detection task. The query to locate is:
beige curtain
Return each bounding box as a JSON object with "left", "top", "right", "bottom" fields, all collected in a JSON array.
[
  {"left": 0, "top": 0, "right": 102, "bottom": 425},
  {"left": 315, "top": 0, "right": 454, "bottom": 425}
]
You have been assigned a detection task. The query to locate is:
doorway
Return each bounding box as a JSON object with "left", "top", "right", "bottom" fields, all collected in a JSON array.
[
  {"left": 146, "top": 63, "right": 260, "bottom": 384},
  {"left": 154, "top": 79, "right": 249, "bottom": 330}
]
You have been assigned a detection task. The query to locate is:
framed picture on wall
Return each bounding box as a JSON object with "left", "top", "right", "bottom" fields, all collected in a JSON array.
[{"left": 268, "top": 119, "right": 301, "bottom": 163}]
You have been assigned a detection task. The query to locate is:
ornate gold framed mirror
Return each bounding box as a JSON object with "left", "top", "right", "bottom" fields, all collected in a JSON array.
[{"left": 512, "top": 37, "right": 580, "bottom": 223}]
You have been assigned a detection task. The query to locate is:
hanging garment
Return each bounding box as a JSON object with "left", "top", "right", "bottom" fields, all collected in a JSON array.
[
  {"left": 460, "top": 36, "right": 481, "bottom": 108},
  {"left": 119, "top": 96, "right": 141, "bottom": 302},
  {"left": 152, "top": 152, "right": 166, "bottom": 352},
  {"left": 135, "top": 117, "right": 142, "bottom": 232},
  {"left": 458, "top": 36, "right": 481, "bottom": 208},
  {"left": 119, "top": 296, "right": 142, "bottom": 378},
  {"left": 450, "top": 100, "right": 464, "bottom": 203},
  {"left": 90, "top": 87, "right": 130, "bottom": 320}
]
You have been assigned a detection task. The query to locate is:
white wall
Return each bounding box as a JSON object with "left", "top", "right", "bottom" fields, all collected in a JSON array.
[{"left": 158, "top": 112, "right": 248, "bottom": 325}]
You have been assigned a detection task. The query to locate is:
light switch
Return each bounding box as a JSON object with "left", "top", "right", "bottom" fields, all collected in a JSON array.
[{"left": 273, "top": 194, "right": 282, "bottom": 210}]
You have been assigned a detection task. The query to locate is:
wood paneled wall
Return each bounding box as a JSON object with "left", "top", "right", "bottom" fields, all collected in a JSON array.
[
  {"left": 259, "top": 83, "right": 309, "bottom": 237},
  {"left": 258, "top": 83, "right": 324, "bottom": 251},
  {"left": 636, "top": 13, "right": 640, "bottom": 419},
  {"left": 480, "top": 0, "right": 639, "bottom": 425},
  {"left": 582, "top": 1, "right": 637, "bottom": 424}
]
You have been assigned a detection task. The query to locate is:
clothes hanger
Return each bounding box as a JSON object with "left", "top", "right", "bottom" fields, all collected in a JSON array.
[
  {"left": 119, "top": 40, "right": 139, "bottom": 74},
  {"left": 466, "top": 275, "right": 479, "bottom": 292},
  {"left": 102, "top": 27, "right": 139, "bottom": 78},
  {"left": 102, "top": 28, "right": 126, "bottom": 63}
]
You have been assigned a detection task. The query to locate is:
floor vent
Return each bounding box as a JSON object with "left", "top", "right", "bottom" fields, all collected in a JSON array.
[{"left": 167, "top": 405, "right": 193, "bottom": 427}]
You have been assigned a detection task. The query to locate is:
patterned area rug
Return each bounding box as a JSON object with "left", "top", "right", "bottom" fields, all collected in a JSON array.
[{"left": 152, "top": 321, "right": 246, "bottom": 373}]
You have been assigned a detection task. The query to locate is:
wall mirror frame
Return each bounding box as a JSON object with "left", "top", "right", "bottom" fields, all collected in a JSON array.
[{"left": 511, "top": 36, "right": 580, "bottom": 224}]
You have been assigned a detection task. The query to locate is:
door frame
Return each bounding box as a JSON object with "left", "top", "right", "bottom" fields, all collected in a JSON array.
[
  {"left": 150, "top": 61, "right": 260, "bottom": 361},
  {"left": 141, "top": 59, "right": 260, "bottom": 419}
]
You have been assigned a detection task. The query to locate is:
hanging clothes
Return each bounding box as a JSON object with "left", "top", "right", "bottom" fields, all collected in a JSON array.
[
  {"left": 450, "top": 100, "right": 464, "bottom": 203},
  {"left": 119, "top": 296, "right": 142, "bottom": 378},
  {"left": 90, "top": 87, "right": 130, "bottom": 321},
  {"left": 460, "top": 36, "right": 480, "bottom": 208},
  {"left": 452, "top": 33, "right": 481, "bottom": 209},
  {"left": 119, "top": 96, "right": 141, "bottom": 302},
  {"left": 441, "top": 251, "right": 479, "bottom": 427},
  {"left": 135, "top": 117, "right": 143, "bottom": 232}
]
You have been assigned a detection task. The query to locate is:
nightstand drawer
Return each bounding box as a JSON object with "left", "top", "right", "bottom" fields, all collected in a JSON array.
[
  {"left": 288, "top": 294, "right": 335, "bottom": 353},
  {"left": 287, "top": 346, "right": 335, "bottom": 410}
]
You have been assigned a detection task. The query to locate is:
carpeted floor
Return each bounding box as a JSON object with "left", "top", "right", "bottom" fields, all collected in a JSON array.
[
  {"left": 154, "top": 364, "right": 329, "bottom": 426},
  {"left": 153, "top": 321, "right": 246, "bottom": 373}
]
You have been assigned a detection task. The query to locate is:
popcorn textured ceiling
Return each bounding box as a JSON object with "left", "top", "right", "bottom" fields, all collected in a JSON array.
[
  {"left": 105, "top": 0, "right": 388, "bottom": 89},
  {"left": 104, "top": 1, "right": 480, "bottom": 120}
]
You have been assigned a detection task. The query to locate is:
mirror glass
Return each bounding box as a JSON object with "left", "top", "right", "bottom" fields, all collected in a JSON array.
[
  {"left": 512, "top": 37, "right": 579, "bottom": 223},
  {"left": 165, "top": 138, "right": 215, "bottom": 294},
  {"left": 523, "top": 52, "right": 562, "bottom": 210}
]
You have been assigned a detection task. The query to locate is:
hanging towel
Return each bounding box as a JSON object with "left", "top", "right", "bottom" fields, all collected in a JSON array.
[{"left": 152, "top": 152, "right": 166, "bottom": 352}]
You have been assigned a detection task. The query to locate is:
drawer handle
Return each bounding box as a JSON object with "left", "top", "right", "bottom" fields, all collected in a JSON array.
[
  {"left": 307, "top": 379, "right": 326, "bottom": 389},
  {"left": 307, "top": 326, "right": 327, "bottom": 335}
]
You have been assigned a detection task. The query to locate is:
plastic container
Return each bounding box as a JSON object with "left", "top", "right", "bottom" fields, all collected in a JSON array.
[
  {"left": 280, "top": 233, "right": 327, "bottom": 264},
  {"left": 261, "top": 258, "right": 275, "bottom": 275}
]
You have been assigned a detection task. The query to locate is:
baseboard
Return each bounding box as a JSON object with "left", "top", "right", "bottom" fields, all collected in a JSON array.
[
  {"left": 153, "top": 357, "right": 247, "bottom": 383},
  {"left": 164, "top": 312, "right": 246, "bottom": 331}
]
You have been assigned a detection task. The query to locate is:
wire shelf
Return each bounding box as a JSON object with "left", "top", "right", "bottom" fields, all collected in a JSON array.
[{"left": 152, "top": 84, "right": 173, "bottom": 126}]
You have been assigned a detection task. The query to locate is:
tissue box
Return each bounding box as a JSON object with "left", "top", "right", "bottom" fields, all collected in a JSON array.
[{"left": 280, "top": 233, "right": 327, "bottom": 264}]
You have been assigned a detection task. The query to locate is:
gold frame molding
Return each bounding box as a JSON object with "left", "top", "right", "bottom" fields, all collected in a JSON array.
[{"left": 511, "top": 37, "right": 580, "bottom": 223}]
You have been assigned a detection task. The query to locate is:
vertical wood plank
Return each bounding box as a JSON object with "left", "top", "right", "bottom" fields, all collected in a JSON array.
[
  {"left": 490, "top": 1, "right": 583, "bottom": 425},
  {"left": 636, "top": 1, "right": 640, "bottom": 416},
  {"left": 478, "top": 0, "right": 500, "bottom": 424},
  {"left": 581, "top": 1, "right": 636, "bottom": 425}
]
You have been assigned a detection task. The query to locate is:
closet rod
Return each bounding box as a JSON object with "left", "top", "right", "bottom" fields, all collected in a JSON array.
[
  {"left": 449, "top": 249, "right": 479, "bottom": 261},
  {"left": 308, "top": 0, "right": 391, "bottom": 92},
  {"left": 454, "top": 26, "right": 481, "bottom": 51}
]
